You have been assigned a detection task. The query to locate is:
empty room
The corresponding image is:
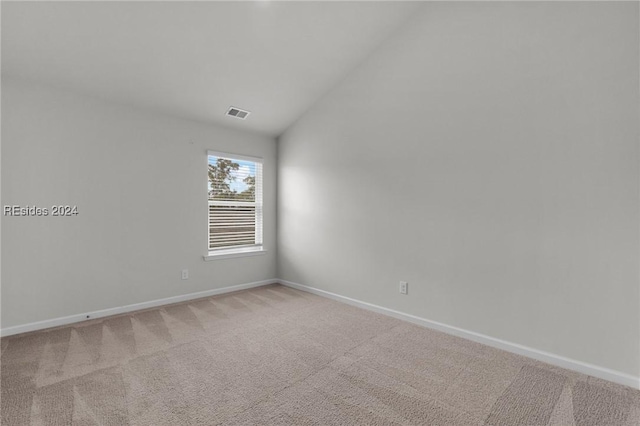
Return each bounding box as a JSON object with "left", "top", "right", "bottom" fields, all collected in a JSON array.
[{"left": 1, "top": 1, "right": 639, "bottom": 425}]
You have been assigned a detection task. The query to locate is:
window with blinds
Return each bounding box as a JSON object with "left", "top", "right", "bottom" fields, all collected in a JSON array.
[{"left": 208, "top": 151, "right": 263, "bottom": 253}]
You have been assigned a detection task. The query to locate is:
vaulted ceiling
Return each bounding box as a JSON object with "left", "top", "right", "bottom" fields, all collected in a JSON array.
[{"left": 2, "top": 1, "right": 422, "bottom": 136}]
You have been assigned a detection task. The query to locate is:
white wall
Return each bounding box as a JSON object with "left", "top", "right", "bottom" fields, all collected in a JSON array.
[
  {"left": 1, "top": 77, "right": 277, "bottom": 328},
  {"left": 278, "top": 2, "right": 639, "bottom": 376}
]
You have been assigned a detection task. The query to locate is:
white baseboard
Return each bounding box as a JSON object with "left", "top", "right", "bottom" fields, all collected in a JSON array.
[
  {"left": 279, "top": 279, "right": 640, "bottom": 390},
  {"left": 1, "top": 279, "right": 278, "bottom": 337}
]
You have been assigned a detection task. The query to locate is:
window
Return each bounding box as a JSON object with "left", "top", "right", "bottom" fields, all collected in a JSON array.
[{"left": 205, "top": 151, "right": 264, "bottom": 260}]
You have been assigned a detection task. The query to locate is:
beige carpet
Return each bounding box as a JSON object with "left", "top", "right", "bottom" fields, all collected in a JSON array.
[{"left": 2, "top": 284, "right": 639, "bottom": 425}]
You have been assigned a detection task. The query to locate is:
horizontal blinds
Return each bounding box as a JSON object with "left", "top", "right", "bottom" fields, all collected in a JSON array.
[
  {"left": 209, "top": 205, "right": 257, "bottom": 248},
  {"left": 209, "top": 157, "right": 258, "bottom": 202},
  {"left": 208, "top": 154, "right": 263, "bottom": 251}
]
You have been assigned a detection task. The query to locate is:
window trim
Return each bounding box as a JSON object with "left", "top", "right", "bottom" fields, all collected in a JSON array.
[
  {"left": 203, "top": 246, "right": 267, "bottom": 261},
  {"left": 207, "top": 150, "right": 262, "bottom": 164},
  {"left": 205, "top": 150, "right": 264, "bottom": 260}
]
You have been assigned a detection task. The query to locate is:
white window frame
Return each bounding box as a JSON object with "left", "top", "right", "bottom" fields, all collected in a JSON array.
[{"left": 204, "top": 150, "right": 266, "bottom": 261}]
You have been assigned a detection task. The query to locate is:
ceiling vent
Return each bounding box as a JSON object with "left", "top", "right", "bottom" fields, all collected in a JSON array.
[{"left": 226, "top": 106, "right": 251, "bottom": 120}]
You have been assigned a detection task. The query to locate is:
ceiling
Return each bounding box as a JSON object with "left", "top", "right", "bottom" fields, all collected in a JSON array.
[{"left": 2, "top": 1, "right": 421, "bottom": 137}]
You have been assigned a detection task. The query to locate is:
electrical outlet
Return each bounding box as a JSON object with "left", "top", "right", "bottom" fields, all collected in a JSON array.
[
  {"left": 399, "top": 281, "right": 408, "bottom": 295},
  {"left": 181, "top": 269, "right": 189, "bottom": 280}
]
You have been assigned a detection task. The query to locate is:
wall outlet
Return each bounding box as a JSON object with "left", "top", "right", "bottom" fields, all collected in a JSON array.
[
  {"left": 181, "top": 269, "right": 189, "bottom": 280},
  {"left": 399, "top": 281, "right": 408, "bottom": 295}
]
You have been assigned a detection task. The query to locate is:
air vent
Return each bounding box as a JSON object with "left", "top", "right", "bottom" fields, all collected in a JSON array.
[{"left": 226, "top": 106, "right": 251, "bottom": 120}]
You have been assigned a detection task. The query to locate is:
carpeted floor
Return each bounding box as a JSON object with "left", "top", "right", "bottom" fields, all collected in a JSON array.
[{"left": 1, "top": 284, "right": 639, "bottom": 425}]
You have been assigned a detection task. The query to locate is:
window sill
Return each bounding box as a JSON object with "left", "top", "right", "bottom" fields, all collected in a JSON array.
[{"left": 203, "top": 247, "right": 267, "bottom": 261}]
